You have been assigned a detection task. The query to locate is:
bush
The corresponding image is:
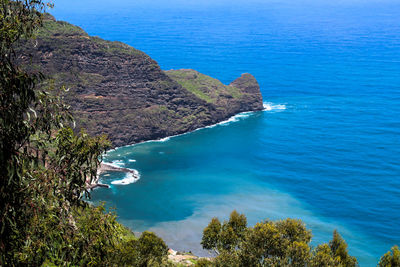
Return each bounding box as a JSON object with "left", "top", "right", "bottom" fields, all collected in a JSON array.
[
  {"left": 0, "top": 2, "right": 168, "bottom": 266},
  {"left": 379, "top": 246, "right": 400, "bottom": 267},
  {"left": 195, "top": 258, "right": 214, "bottom": 267},
  {"left": 202, "top": 211, "right": 358, "bottom": 267}
]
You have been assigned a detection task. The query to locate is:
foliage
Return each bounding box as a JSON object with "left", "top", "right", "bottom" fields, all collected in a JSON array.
[
  {"left": 310, "top": 244, "right": 337, "bottom": 267},
  {"left": 2, "top": 1, "right": 397, "bottom": 267},
  {"left": 0, "top": 0, "right": 50, "bottom": 52},
  {"left": 194, "top": 258, "right": 214, "bottom": 267},
  {"left": 166, "top": 69, "right": 243, "bottom": 104},
  {"left": 239, "top": 218, "right": 311, "bottom": 266},
  {"left": 201, "top": 211, "right": 359, "bottom": 267},
  {"left": 201, "top": 210, "right": 246, "bottom": 255},
  {"left": 201, "top": 217, "right": 222, "bottom": 254},
  {"left": 105, "top": 229, "right": 168, "bottom": 267},
  {"left": 0, "top": 1, "right": 167, "bottom": 266},
  {"left": 379, "top": 246, "right": 400, "bottom": 267},
  {"left": 1, "top": 0, "right": 53, "bottom": 261},
  {"left": 329, "top": 230, "right": 358, "bottom": 267},
  {"left": 40, "top": 16, "right": 88, "bottom": 37},
  {"left": 134, "top": 231, "right": 169, "bottom": 266},
  {"left": 17, "top": 204, "right": 117, "bottom": 265}
]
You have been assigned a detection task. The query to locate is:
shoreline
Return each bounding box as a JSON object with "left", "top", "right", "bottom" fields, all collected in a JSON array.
[
  {"left": 87, "top": 162, "right": 139, "bottom": 190},
  {"left": 106, "top": 102, "right": 283, "bottom": 153},
  {"left": 88, "top": 103, "right": 285, "bottom": 263},
  {"left": 92, "top": 103, "right": 282, "bottom": 189},
  {"left": 106, "top": 106, "right": 272, "bottom": 154},
  {"left": 88, "top": 110, "right": 259, "bottom": 190}
]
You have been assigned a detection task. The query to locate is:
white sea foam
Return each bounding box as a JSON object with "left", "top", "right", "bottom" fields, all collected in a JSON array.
[
  {"left": 205, "top": 111, "right": 253, "bottom": 129},
  {"left": 128, "top": 159, "right": 136, "bottom": 162},
  {"left": 111, "top": 159, "right": 125, "bottom": 167},
  {"left": 263, "top": 102, "right": 287, "bottom": 111},
  {"left": 111, "top": 170, "right": 140, "bottom": 185},
  {"left": 156, "top": 136, "right": 171, "bottom": 142},
  {"left": 106, "top": 108, "right": 265, "bottom": 153},
  {"left": 131, "top": 135, "right": 171, "bottom": 145},
  {"left": 123, "top": 111, "right": 255, "bottom": 147},
  {"left": 104, "top": 162, "right": 123, "bottom": 169}
]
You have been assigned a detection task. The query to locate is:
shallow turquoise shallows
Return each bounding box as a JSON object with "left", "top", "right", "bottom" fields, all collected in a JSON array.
[{"left": 52, "top": 1, "right": 400, "bottom": 265}]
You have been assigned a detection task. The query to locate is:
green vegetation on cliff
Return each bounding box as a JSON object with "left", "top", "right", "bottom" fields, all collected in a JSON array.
[
  {"left": 0, "top": 1, "right": 168, "bottom": 265},
  {"left": 18, "top": 15, "right": 264, "bottom": 147},
  {"left": 166, "top": 69, "right": 243, "bottom": 104},
  {"left": 38, "top": 14, "right": 145, "bottom": 56},
  {"left": 2, "top": 1, "right": 398, "bottom": 266}
]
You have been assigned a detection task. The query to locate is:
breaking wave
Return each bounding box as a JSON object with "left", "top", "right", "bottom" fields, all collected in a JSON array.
[
  {"left": 110, "top": 160, "right": 125, "bottom": 167},
  {"left": 263, "top": 102, "right": 287, "bottom": 111},
  {"left": 108, "top": 102, "right": 287, "bottom": 152},
  {"left": 111, "top": 170, "right": 140, "bottom": 185}
]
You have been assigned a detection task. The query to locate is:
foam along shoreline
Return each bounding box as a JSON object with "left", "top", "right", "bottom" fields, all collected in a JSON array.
[
  {"left": 97, "top": 102, "right": 286, "bottom": 188},
  {"left": 87, "top": 162, "right": 140, "bottom": 189},
  {"left": 263, "top": 102, "right": 286, "bottom": 111},
  {"left": 106, "top": 102, "right": 287, "bottom": 153},
  {"left": 111, "top": 169, "right": 140, "bottom": 185}
]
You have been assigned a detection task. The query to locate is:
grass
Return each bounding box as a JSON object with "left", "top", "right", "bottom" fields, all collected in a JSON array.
[
  {"left": 37, "top": 19, "right": 144, "bottom": 57},
  {"left": 165, "top": 69, "right": 242, "bottom": 104},
  {"left": 91, "top": 37, "right": 144, "bottom": 56},
  {"left": 38, "top": 20, "right": 88, "bottom": 38}
]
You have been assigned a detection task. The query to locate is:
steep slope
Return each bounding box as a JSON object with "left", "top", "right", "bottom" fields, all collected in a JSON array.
[
  {"left": 166, "top": 69, "right": 264, "bottom": 119},
  {"left": 19, "top": 15, "right": 263, "bottom": 147}
]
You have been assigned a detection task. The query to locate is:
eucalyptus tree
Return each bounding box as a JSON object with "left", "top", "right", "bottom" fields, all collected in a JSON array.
[
  {"left": 0, "top": 0, "right": 110, "bottom": 264},
  {"left": 202, "top": 211, "right": 359, "bottom": 267}
]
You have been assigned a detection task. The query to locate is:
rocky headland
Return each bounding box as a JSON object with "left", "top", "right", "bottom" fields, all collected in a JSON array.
[{"left": 19, "top": 14, "right": 263, "bottom": 148}]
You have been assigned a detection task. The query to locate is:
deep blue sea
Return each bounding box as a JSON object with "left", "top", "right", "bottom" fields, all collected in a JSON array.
[{"left": 52, "top": 1, "right": 400, "bottom": 265}]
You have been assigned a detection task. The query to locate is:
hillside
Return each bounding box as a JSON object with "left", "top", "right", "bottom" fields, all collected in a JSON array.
[{"left": 19, "top": 15, "right": 263, "bottom": 147}]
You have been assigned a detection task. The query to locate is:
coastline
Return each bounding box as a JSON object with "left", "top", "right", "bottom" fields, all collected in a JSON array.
[
  {"left": 87, "top": 162, "right": 139, "bottom": 189},
  {"left": 88, "top": 102, "right": 289, "bottom": 264},
  {"left": 106, "top": 104, "right": 275, "bottom": 153},
  {"left": 89, "top": 110, "right": 259, "bottom": 190},
  {"left": 91, "top": 102, "right": 284, "bottom": 189}
]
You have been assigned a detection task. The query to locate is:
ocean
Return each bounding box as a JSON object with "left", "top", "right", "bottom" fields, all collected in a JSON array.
[{"left": 51, "top": 1, "right": 400, "bottom": 265}]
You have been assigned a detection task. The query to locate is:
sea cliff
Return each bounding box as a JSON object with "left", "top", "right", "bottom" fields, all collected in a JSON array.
[{"left": 19, "top": 15, "right": 263, "bottom": 147}]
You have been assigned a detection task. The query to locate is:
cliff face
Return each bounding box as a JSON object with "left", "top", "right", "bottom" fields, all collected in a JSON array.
[
  {"left": 20, "top": 16, "right": 263, "bottom": 147},
  {"left": 166, "top": 70, "right": 264, "bottom": 120}
]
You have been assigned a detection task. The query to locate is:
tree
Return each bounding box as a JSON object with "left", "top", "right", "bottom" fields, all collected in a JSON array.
[
  {"left": 239, "top": 219, "right": 312, "bottom": 266},
  {"left": 0, "top": 2, "right": 170, "bottom": 265},
  {"left": 309, "top": 230, "right": 358, "bottom": 267},
  {"left": 201, "top": 210, "right": 247, "bottom": 255},
  {"left": 227, "top": 210, "right": 247, "bottom": 240},
  {"left": 202, "top": 213, "right": 313, "bottom": 266},
  {"left": 135, "top": 231, "right": 169, "bottom": 267},
  {"left": 202, "top": 217, "right": 222, "bottom": 254},
  {"left": 287, "top": 241, "right": 312, "bottom": 267},
  {"left": 310, "top": 244, "right": 337, "bottom": 267},
  {"left": 329, "top": 230, "right": 358, "bottom": 267},
  {"left": 1, "top": 0, "right": 52, "bottom": 261},
  {"left": 0, "top": 1, "right": 123, "bottom": 264},
  {"left": 201, "top": 212, "right": 362, "bottom": 267},
  {"left": 379, "top": 246, "right": 400, "bottom": 267}
]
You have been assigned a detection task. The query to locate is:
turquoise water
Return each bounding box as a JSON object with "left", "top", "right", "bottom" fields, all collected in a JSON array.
[{"left": 52, "top": 1, "right": 400, "bottom": 265}]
